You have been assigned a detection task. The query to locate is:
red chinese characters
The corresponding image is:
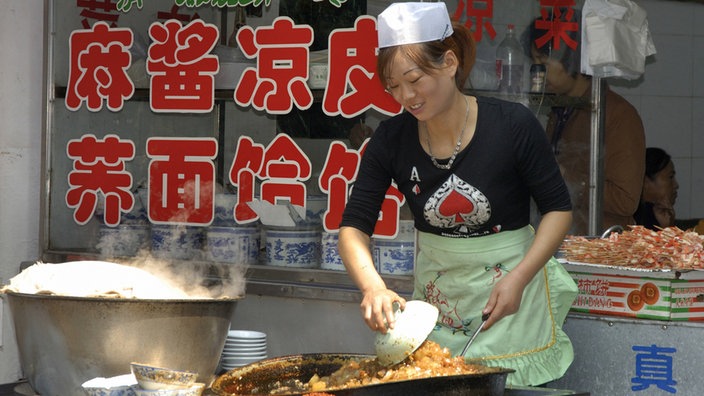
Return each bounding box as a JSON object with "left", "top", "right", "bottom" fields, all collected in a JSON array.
[
  {"left": 146, "top": 137, "right": 218, "bottom": 225},
  {"left": 147, "top": 19, "right": 220, "bottom": 113},
  {"left": 65, "top": 21, "right": 135, "bottom": 112},
  {"left": 535, "top": 0, "right": 579, "bottom": 50},
  {"left": 452, "top": 0, "right": 497, "bottom": 42},
  {"left": 318, "top": 141, "right": 361, "bottom": 233},
  {"left": 77, "top": 0, "right": 119, "bottom": 28},
  {"left": 234, "top": 17, "right": 315, "bottom": 114},
  {"left": 66, "top": 134, "right": 136, "bottom": 226},
  {"left": 319, "top": 139, "right": 405, "bottom": 238},
  {"left": 322, "top": 16, "right": 402, "bottom": 118},
  {"left": 374, "top": 183, "right": 406, "bottom": 238},
  {"left": 229, "top": 134, "right": 312, "bottom": 223}
]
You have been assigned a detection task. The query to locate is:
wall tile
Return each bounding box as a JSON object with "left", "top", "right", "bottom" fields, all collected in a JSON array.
[
  {"left": 639, "top": 0, "right": 694, "bottom": 36},
  {"left": 641, "top": 34, "right": 692, "bottom": 96},
  {"left": 640, "top": 96, "right": 691, "bottom": 157},
  {"left": 615, "top": 92, "right": 643, "bottom": 114},
  {"left": 691, "top": 158, "right": 704, "bottom": 218},
  {"left": 693, "top": 98, "right": 704, "bottom": 156},
  {"left": 694, "top": 3, "right": 704, "bottom": 37},
  {"left": 608, "top": 76, "right": 644, "bottom": 96},
  {"left": 693, "top": 36, "right": 704, "bottom": 97}
]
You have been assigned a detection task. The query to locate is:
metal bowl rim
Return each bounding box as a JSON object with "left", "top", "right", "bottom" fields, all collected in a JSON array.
[{"left": 2, "top": 291, "right": 242, "bottom": 302}]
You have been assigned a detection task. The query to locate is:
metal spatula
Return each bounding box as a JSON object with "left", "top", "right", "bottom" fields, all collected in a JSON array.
[{"left": 460, "top": 312, "right": 490, "bottom": 357}]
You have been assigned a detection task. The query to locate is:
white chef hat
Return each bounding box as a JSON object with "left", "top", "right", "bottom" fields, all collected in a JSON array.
[{"left": 377, "top": 2, "right": 454, "bottom": 49}]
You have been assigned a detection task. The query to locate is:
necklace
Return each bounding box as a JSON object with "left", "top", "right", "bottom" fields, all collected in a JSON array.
[{"left": 425, "top": 96, "right": 470, "bottom": 170}]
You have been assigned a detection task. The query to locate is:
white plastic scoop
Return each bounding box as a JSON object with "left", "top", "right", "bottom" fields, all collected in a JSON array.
[{"left": 374, "top": 300, "right": 439, "bottom": 366}]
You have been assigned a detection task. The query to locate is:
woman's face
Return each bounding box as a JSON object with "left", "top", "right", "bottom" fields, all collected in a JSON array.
[
  {"left": 384, "top": 50, "right": 457, "bottom": 122},
  {"left": 530, "top": 47, "right": 575, "bottom": 95},
  {"left": 644, "top": 161, "right": 679, "bottom": 206}
]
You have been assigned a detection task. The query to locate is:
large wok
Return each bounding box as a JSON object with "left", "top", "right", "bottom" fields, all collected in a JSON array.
[
  {"left": 211, "top": 353, "right": 514, "bottom": 396},
  {"left": 4, "top": 291, "right": 238, "bottom": 396}
]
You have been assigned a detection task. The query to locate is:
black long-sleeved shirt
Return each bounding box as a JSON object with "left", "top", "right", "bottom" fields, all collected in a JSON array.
[{"left": 341, "top": 96, "right": 572, "bottom": 238}]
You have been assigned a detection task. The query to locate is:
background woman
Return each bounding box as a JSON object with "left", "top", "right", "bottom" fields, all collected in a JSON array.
[
  {"left": 525, "top": 10, "right": 646, "bottom": 236},
  {"left": 338, "top": 2, "right": 577, "bottom": 386},
  {"left": 634, "top": 147, "right": 678, "bottom": 230}
]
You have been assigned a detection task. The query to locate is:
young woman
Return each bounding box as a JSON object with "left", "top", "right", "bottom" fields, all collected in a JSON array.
[
  {"left": 634, "top": 147, "right": 679, "bottom": 230},
  {"left": 338, "top": 2, "right": 577, "bottom": 386}
]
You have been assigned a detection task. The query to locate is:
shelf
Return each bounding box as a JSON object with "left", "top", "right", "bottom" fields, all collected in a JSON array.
[
  {"left": 53, "top": 86, "right": 585, "bottom": 108},
  {"left": 40, "top": 249, "right": 414, "bottom": 303},
  {"left": 53, "top": 86, "right": 326, "bottom": 102},
  {"left": 468, "top": 89, "right": 591, "bottom": 109}
]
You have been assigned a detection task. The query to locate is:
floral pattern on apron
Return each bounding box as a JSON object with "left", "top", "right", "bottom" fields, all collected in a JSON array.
[{"left": 413, "top": 226, "right": 578, "bottom": 386}]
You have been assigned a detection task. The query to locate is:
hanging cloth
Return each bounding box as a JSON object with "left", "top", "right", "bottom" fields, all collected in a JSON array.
[{"left": 581, "top": 0, "right": 657, "bottom": 80}]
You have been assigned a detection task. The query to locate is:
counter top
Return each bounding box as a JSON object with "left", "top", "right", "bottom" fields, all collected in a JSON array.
[
  {"left": 505, "top": 387, "right": 589, "bottom": 395},
  {"left": 1, "top": 381, "right": 588, "bottom": 396}
]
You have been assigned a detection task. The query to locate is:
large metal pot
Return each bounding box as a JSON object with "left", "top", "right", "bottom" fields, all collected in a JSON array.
[
  {"left": 4, "top": 291, "right": 238, "bottom": 396},
  {"left": 211, "top": 353, "right": 514, "bottom": 396}
]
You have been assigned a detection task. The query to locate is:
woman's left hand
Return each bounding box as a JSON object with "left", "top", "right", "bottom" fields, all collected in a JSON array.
[
  {"left": 481, "top": 271, "right": 528, "bottom": 329},
  {"left": 480, "top": 210, "right": 571, "bottom": 329}
]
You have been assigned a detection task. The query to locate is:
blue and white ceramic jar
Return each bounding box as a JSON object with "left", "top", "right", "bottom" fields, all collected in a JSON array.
[
  {"left": 264, "top": 227, "right": 321, "bottom": 268},
  {"left": 151, "top": 225, "right": 204, "bottom": 260},
  {"left": 320, "top": 231, "right": 345, "bottom": 271},
  {"left": 206, "top": 225, "right": 260, "bottom": 265},
  {"left": 372, "top": 220, "right": 416, "bottom": 275}
]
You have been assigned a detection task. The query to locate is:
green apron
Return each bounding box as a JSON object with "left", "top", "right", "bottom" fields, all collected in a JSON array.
[{"left": 413, "top": 226, "right": 577, "bottom": 387}]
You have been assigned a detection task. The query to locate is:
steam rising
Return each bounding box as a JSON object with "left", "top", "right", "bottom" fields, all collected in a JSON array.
[
  {"left": 124, "top": 251, "right": 247, "bottom": 299},
  {"left": 1, "top": 257, "right": 246, "bottom": 300},
  {"left": 95, "top": 221, "right": 249, "bottom": 299}
]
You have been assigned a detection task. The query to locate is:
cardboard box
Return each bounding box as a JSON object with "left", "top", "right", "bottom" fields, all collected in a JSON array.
[
  {"left": 670, "top": 272, "right": 704, "bottom": 321},
  {"left": 563, "top": 261, "right": 704, "bottom": 321}
]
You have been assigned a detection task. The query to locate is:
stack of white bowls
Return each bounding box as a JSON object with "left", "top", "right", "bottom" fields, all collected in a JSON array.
[{"left": 220, "top": 330, "right": 268, "bottom": 371}]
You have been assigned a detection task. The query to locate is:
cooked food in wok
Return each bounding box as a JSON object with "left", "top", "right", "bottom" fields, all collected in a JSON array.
[
  {"left": 215, "top": 340, "right": 506, "bottom": 395},
  {"left": 305, "top": 340, "right": 496, "bottom": 392}
]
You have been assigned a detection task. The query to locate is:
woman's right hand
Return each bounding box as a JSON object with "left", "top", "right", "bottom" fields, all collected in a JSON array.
[
  {"left": 337, "top": 226, "right": 405, "bottom": 333},
  {"left": 360, "top": 288, "right": 406, "bottom": 334}
]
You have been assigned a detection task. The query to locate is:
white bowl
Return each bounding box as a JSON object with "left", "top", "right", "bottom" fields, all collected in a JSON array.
[
  {"left": 224, "top": 340, "right": 267, "bottom": 347},
  {"left": 374, "top": 300, "right": 439, "bottom": 365},
  {"left": 130, "top": 363, "right": 197, "bottom": 391},
  {"left": 225, "top": 337, "right": 266, "bottom": 344},
  {"left": 82, "top": 374, "right": 138, "bottom": 396},
  {"left": 227, "top": 330, "right": 266, "bottom": 339},
  {"left": 132, "top": 383, "right": 205, "bottom": 396},
  {"left": 222, "top": 345, "right": 267, "bottom": 353},
  {"left": 224, "top": 339, "right": 267, "bottom": 345},
  {"left": 221, "top": 351, "right": 267, "bottom": 358},
  {"left": 221, "top": 350, "right": 268, "bottom": 358},
  {"left": 220, "top": 356, "right": 267, "bottom": 367}
]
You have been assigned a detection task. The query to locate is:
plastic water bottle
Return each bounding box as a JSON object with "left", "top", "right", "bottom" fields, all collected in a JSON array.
[{"left": 496, "top": 24, "right": 524, "bottom": 94}]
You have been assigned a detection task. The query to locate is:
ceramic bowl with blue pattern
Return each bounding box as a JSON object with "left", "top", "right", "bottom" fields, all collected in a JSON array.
[
  {"left": 132, "top": 383, "right": 205, "bottom": 396},
  {"left": 130, "top": 363, "right": 197, "bottom": 391}
]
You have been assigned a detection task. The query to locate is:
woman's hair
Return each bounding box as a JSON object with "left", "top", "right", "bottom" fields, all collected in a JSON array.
[
  {"left": 644, "top": 147, "right": 671, "bottom": 180},
  {"left": 523, "top": 8, "right": 583, "bottom": 77},
  {"left": 376, "top": 21, "right": 476, "bottom": 91}
]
